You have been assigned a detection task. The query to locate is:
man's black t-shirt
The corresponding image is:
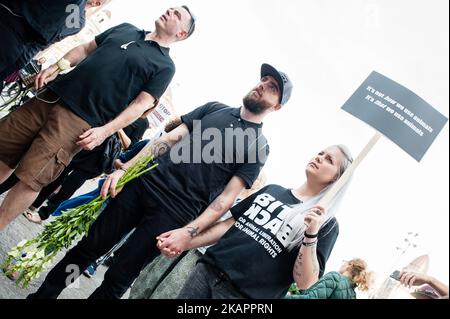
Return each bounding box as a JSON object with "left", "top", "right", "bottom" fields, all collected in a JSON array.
[
  {"left": 141, "top": 102, "right": 270, "bottom": 225},
  {"left": 200, "top": 184, "right": 339, "bottom": 299},
  {"left": 49, "top": 23, "right": 175, "bottom": 127}
]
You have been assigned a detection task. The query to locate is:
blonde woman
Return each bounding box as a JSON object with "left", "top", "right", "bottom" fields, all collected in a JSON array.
[
  {"left": 288, "top": 258, "right": 373, "bottom": 299},
  {"left": 170, "top": 145, "right": 353, "bottom": 299}
]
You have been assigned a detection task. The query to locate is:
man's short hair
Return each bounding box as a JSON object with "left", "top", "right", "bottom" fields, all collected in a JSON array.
[{"left": 182, "top": 5, "right": 196, "bottom": 38}]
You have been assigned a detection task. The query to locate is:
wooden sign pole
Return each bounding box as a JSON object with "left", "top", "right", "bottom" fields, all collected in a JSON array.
[{"left": 318, "top": 131, "right": 383, "bottom": 209}]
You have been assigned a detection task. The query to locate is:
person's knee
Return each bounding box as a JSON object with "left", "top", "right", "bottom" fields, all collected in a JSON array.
[
  {"left": 0, "top": 217, "right": 9, "bottom": 230},
  {"left": 0, "top": 160, "right": 15, "bottom": 183},
  {"left": 0, "top": 180, "right": 39, "bottom": 229},
  {"left": 6, "top": 179, "right": 40, "bottom": 198}
]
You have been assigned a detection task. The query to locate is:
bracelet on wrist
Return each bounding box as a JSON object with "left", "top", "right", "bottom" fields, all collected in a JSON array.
[
  {"left": 57, "top": 58, "right": 71, "bottom": 71},
  {"left": 302, "top": 240, "right": 317, "bottom": 247},
  {"left": 304, "top": 232, "right": 318, "bottom": 239}
]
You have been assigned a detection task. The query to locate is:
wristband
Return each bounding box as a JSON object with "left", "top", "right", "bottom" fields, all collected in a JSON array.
[
  {"left": 304, "top": 232, "right": 318, "bottom": 239},
  {"left": 302, "top": 240, "right": 317, "bottom": 247},
  {"left": 57, "top": 58, "right": 71, "bottom": 71}
]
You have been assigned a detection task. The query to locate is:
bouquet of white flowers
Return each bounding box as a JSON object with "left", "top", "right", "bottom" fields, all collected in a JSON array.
[{"left": 2, "top": 155, "right": 157, "bottom": 288}]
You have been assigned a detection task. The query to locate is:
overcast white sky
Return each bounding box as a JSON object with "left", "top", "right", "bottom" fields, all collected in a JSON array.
[{"left": 104, "top": 0, "right": 449, "bottom": 291}]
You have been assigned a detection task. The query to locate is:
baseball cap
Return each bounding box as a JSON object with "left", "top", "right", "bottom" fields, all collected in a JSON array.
[{"left": 261, "top": 63, "right": 293, "bottom": 105}]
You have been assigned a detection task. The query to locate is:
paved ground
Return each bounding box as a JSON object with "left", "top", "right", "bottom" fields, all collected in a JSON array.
[
  {"left": 0, "top": 109, "right": 130, "bottom": 299},
  {"left": 0, "top": 192, "right": 106, "bottom": 299},
  {"left": 0, "top": 186, "right": 131, "bottom": 299}
]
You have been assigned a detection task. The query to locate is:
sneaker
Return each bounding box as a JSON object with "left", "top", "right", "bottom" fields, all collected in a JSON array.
[{"left": 83, "top": 264, "right": 97, "bottom": 278}]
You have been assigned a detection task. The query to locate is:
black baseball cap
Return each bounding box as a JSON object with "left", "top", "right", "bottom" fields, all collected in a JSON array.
[{"left": 261, "top": 63, "right": 293, "bottom": 105}]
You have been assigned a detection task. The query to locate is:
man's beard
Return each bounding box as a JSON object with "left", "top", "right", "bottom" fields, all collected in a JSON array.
[{"left": 243, "top": 93, "right": 271, "bottom": 115}]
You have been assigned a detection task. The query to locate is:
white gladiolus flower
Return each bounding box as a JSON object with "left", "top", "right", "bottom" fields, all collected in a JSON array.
[
  {"left": 4, "top": 155, "right": 157, "bottom": 288},
  {"left": 36, "top": 251, "right": 46, "bottom": 259},
  {"left": 7, "top": 249, "right": 21, "bottom": 258}
]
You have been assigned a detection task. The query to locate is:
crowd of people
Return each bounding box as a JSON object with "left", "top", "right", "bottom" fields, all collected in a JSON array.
[{"left": 0, "top": 1, "right": 447, "bottom": 300}]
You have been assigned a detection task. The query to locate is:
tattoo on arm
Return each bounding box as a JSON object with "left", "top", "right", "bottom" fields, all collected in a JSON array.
[
  {"left": 294, "top": 245, "right": 320, "bottom": 279},
  {"left": 151, "top": 141, "right": 170, "bottom": 158},
  {"left": 209, "top": 197, "right": 225, "bottom": 213},
  {"left": 187, "top": 226, "right": 200, "bottom": 238},
  {"left": 294, "top": 252, "right": 303, "bottom": 277},
  {"left": 190, "top": 225, "right": 215, "bottom": 244}
]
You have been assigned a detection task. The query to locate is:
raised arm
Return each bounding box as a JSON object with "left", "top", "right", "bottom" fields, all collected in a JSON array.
[
  {"left": 293, "top": 207, "right": 325, "bottom": 290},
  {"left": 400, "top": 271, "right": 449, "bottom": 297},
  {"left": 35, "top": 39, "right": 97, "bottom": 89}
]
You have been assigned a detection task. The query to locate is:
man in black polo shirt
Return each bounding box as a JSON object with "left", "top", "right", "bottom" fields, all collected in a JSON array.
[
  {"left": 28, "top": 63, "right": 293, "bottom": 299},
  {"left": 0, "top": 6, "right": 196, "bottom": 230},
  {"left": 0, "top": 0, "right": 106, "bottom": 84}
]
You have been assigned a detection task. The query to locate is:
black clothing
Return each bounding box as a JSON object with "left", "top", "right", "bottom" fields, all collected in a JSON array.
[
  {"left": 49, "top": 23, "right": 175, "bottom": 127},
  {"left": 201, "top": 184, "right": 339, "bottom": 299}
]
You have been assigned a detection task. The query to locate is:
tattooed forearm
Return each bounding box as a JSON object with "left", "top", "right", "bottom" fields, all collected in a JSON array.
[
  {"left": 294, "top": 252, "right": 304, "bottom": 277},
  {"left": 187, "top": 226, "right": 200, "bottom": 238},
  {"left": 188, "top": 225, "right": 215, "bottom": 244},
  {"left": 151, "top": 141, "right": 171, "bottom": 158},
  {"left": 209, "top": 197, "right": 225, "bottom": 213},
  {"left": 294, "top": 242, "right": 321, "bottom": 284}
]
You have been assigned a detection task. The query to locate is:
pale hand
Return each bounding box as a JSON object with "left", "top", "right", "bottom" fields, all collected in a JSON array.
[
  {"left": 156, "top": 228, "right": 193, "bottom": 258},
  {"left": 77, "top": 126, "right": 110, "bottom": 150},
  {"left": 35, "top": 64, "right": 59, "bottom": 90},
  {"left": 304, "top": 206, "right": 325, "bottom": 235},
  {"left": 400, "top": 271, "right": 430, "bottom": 288},
  {"left": 100, "top": 169, "right": 125, "bottom": 199}
]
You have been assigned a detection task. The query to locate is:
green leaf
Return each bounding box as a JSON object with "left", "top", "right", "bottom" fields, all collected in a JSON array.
[{"left": 6, "top": 155, "right": 158, "bottom": 288}]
